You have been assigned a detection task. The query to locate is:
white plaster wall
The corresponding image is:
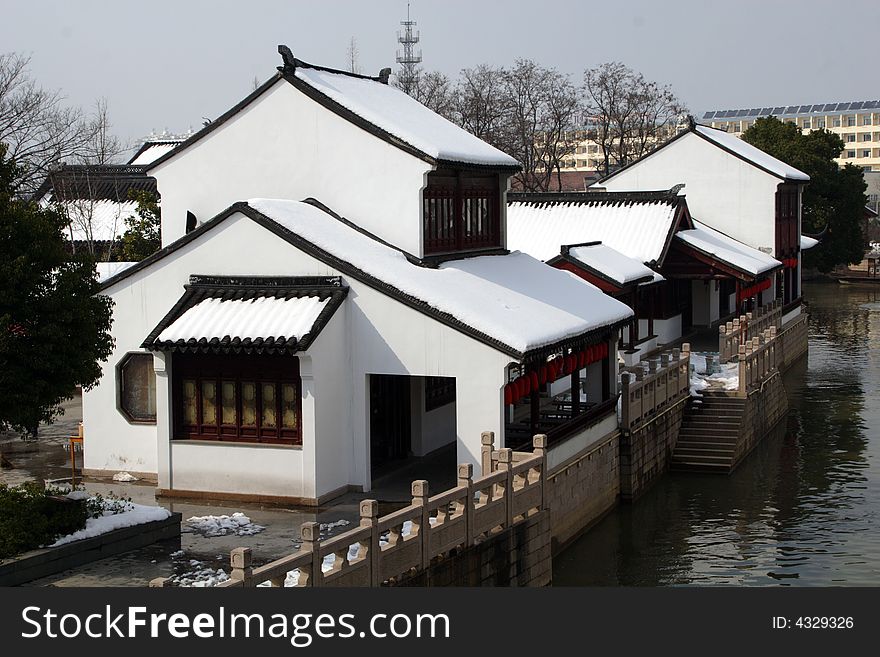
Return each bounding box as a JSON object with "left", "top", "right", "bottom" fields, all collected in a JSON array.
[
  {"left": 601, "top": 132, "right": 779, "bottom": 252},
  {"left": 546, "top": 414, "right": 618, "bottom": 471},
  {"left": 654, "top": 315, "right": 682, "bottom": 345},
  {"left": 151, "top": 81, "right": 432, "bottom": 255}
]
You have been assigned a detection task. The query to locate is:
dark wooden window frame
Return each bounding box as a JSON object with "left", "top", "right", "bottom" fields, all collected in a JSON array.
[
  {"left": 117, "top": 352, "right": 157, "bottom": 425},
  {"left": 172, "top": 353, "right": 302, "bottom": 445},
  {"left": 423, "top": 169, "right": 501, "bottom": 255},
  {"left": 425, "top": 376, "right": 455, "bottom": 412}
]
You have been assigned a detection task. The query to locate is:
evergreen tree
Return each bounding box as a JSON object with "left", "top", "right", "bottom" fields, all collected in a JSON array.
[
  {"left": 742, "top": 117, "right": 867, "bottom": 272},
  {"left": 118, "top": 190, "right": 160, "bottom": 261},
  {"left": 0, "top": 144, "right": 114, "bottom": 434}
]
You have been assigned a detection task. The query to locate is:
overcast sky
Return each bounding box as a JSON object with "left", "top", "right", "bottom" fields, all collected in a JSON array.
[{"left": 3, "top": 0, "right": 877, "bottom": 154}]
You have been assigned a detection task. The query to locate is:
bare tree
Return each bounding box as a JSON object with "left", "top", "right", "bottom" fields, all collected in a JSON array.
[
  {"left": 450, "top": 64, "right": 507, "bottom": 145},
  {"left": 79, "top": 98, "right": 126, "bottom": 165},
  {"left": 346, "top": 37, "right": 361, "bottom": 75},
  {"left": 497, "top": 60, "right": 580, "bottom": 191},
  {"left": 0, "top": 53, "right": 91, "bottom": 196},
  {"left": 401, "top": 69, "right": 454, "bottom": 120},
  {"left": 583, "top": 62, "right": 686, "bottom": 176}
]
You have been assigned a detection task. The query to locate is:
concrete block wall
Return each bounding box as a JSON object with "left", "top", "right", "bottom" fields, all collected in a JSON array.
[
  {"left": 619, "top": 399, "right": 686, "bottom": 501},
  {"left": 544, "top": 431, "right": 619, "bottom": 552},
  {"left": 390, "top": 511, "right": 552, "bottom": 587},
  {"left": 733, "top": 373, "right": 788, "bottom": 469}
]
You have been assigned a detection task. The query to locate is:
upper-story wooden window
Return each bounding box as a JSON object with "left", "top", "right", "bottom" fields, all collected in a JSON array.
[
  {"left": 423, "top": 169, "right": 501, "bottom": 255},
  {"left": 775, "top": 184, "right": 799, "bottom": 258}
]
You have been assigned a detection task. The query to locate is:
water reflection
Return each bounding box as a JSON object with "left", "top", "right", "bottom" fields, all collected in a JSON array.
[{"left": 554, "top": 283, "right": 880, "bottom": 586}]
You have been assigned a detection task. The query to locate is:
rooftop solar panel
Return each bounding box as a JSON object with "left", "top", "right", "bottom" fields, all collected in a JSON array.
[
  {"left": 799, "top": 105, "right": 812, "bottom": 113},
  {"left": 785, "top": 106, "right": 799, "bottom": 113},
  {"left": 773, "top": 107, "right": 786, "bottom": 114},
  {"left": 811, "top": 105, "right": 825, "bottom": 112},
  {"left": 838, "top": 102, "right": 852, "bottom": 111},
  {"left": 824, "top": 103, "right": 838, "bottom": 111},
  {"left": 866, "top": 101, "right": 880, "bottom": 109},
  {"left": 749, "top": 109, "right": 762, "bottom": 116},
  {"left": 760, "top": 108, "right": 773, "bottom": 116},
  {"left": 703, "top": 111, "right": 715, "bottom": 119},
  {"left": 737, "top": 109, "right": 749, "bottom": 117},
  {"left": 850, "top": 101, "right": 864, "bottom": 110}
]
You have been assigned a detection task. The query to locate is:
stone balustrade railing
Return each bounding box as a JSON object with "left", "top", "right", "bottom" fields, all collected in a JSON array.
[
  {"left": 719, "top": 299, "right": 783, "bottom": 362},
  {"left": 619, "top": 345, "right": 691, "bottom": 432},
  {"left": 151, "top": 436, "right": 547, "bottom": 588},
  {"left": 736, "top": 326, "right": 778, "bottom": 397}
]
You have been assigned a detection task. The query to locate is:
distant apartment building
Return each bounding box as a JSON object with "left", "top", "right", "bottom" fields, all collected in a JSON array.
[{"left": 703, "top": 101, "right": 880, "bottom": 172}]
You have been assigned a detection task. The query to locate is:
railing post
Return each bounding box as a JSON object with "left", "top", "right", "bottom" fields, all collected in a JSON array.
[
  {"left": 480, "top": 431, "right": 495, "bottom": 476},
  {"left": 412, "top": 480, "right": 430, "bottom": 569},
  {"left": 301, "top": 521, "right": 321, "bottom": 587},
  {"left": 497, "top": 447, "right": 514, "bottom": 529},
  {"left": 458, "top": 463, "right": 474, "bottom": 547},
  {"left": 718, "top": 324, "right": 727, "bottom": 360},
  {"left": 360, "top": 499, "right": 379, "bottom": 587},
  {"left": 230, "top": 547, "right": 253, "bottom": 587},
  {"left": 532, "top": 433, "right": 547, "bottom": 460},
  {"left": 738, "top": 344, "right": 747, "bottom": 398},
  {"left": 532, "top": 434, "right": 547, "bottom": 511}
]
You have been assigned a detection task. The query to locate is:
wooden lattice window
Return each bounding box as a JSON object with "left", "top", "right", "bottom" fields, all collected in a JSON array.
[
  {"left": 173, "top": 353, "right": 301, "bottom": 445},
  {"left": 423, "top": 170, "right": 500, "bottom": 255}
]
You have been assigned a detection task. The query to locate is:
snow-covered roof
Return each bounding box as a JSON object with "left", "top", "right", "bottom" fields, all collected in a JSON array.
[
  {"left": 676, "top": 220, "right": 781, "bottom": 277},
  {"left": 800, "top": 235, "right": 819, "bottom": 250},
  {"left": 97, "top": 261, "right": 137, "bottom": 283},
  {"left": 694, "top": 125, "right": 810, "bottom": 181},
  {"left": 292, "top": 66, "right": 519, "bottom": 168},
  {"left": 248, "top": 199, "right": 632, "bottom": 356},
  {"left": 506, "top": 194, "right": 681, "bottom": 264},
  {"left": 157, "top": 296, "right": 329, "bottom": 343},
  {"left": 144, "top": 278, "right": 348, "bottom": 355},
  {"left": 566, "top": 243, "right": 660, "bottom": 287},
  {"left": 129, "top": 141, "right": 183, "bottom": 165},
  {"left": 50, "top": 199, "right": 137, "bottom": 242}
]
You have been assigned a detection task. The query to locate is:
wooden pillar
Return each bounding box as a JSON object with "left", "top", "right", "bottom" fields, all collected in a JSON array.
[{"left": 570, "top": 359, "right": 580, "bottom": 418}]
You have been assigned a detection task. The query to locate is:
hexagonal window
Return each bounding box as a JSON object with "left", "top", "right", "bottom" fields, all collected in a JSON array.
[{"left": 118, "top": 353, "right": 156, "bottom": 423}]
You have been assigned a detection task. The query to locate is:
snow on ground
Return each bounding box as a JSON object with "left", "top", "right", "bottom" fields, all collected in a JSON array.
[
  {"left": 50, "top": 494, "right": 171, "bottom": 547},
  {"left": 112, "top": 471, "right": 138, "bottom": 482},
  {"left": 170, "top": 558, "right": 231, "bottom": 587},
  {"left": 185, "top": 512, "right": 265, "bottom": 537},
  {"left": 689, "top": 351, "right": 739, "bottom": 396}
]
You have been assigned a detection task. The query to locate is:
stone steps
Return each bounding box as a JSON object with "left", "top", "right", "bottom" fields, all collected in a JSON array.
[{"left": 672, "top": 395, "right": 746, "bottom": 473}]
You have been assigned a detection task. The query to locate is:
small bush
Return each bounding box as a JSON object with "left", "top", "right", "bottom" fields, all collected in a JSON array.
[{"left": 0, "top": 482, "right": 88, "bottom": 560}]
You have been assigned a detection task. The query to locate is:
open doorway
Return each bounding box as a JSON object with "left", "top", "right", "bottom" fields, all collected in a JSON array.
[
  {"left": 369, "top": 374, "right": 412, "bottom": 473},
  {"left": 368, "top": 374, "right": 457, "bottom": 499}
]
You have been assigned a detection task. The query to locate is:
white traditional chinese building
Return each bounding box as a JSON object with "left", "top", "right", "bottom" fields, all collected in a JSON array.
[
  {"left": 82, "top": 48, "right": 633, "bottom": 505},
  {"left": 597, "top": 119, "right": 814, "bottom": 326}
]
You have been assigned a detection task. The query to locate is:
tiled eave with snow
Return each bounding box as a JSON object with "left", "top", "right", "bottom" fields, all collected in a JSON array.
[
  {"left": 553, "top": 242, "right": 660, "bottom": 289},
  {"left": 675, "top": 221, "right": 782, "bottom": 279},
  {"left": 142, "top": 277, "right": 348, "bottom": 355},
  {"left": 800, "top": 235, "right": 819, "bottom": 251}
]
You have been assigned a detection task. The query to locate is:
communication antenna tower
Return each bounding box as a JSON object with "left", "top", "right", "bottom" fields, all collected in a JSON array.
[{"left": 396, "top": 3, "right": 422, "bottom": 94}]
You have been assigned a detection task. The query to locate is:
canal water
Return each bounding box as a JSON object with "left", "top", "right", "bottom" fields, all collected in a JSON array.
[{"left": 554, "top": 282, "right": 880, "bottom": 586}]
